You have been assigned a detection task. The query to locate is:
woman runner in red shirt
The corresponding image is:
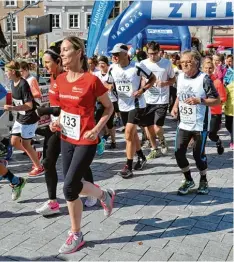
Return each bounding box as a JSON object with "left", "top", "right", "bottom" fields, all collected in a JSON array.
[{"left": 52, "top": 36, "right": 115, "bottom": 254}]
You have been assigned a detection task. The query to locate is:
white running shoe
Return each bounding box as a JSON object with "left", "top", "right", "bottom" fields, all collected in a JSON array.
[
  {"left": 85, "top": 196, "right": 97, "bottom": 207},
  {"left": 35, "top": 201, "right": 60, "bottom": 216}
]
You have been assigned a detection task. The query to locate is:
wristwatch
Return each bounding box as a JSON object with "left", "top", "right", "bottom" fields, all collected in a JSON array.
[
  {"left": 142, "top": 87, "right": 147, "bottom": 93},
  {"left": 201, "top": 98, "right": 205, "bottom": 105}
]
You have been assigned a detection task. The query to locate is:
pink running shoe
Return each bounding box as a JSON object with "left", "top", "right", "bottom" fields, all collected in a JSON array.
[{"left": 35, "top": 201, "right": 60, "bottom": 216}]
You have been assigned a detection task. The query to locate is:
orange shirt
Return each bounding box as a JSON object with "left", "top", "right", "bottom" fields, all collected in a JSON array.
[
  {"left": 210, "top": 74, "right": 227, "bottom": 115},
  {"left": 56, "top": 72, "right": 108, "bottom": 145}
]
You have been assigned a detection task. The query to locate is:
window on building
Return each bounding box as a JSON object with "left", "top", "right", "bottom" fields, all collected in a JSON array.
[
  {"left": 6, "top": 17, "right": 17, "bottom": 32},
  {"left": 25, "top": 0, "right": 36, "bottom": 6},
  {"left": 51, "top": 14, "right": 60, "bottom": 28},
  {"left": 109, "top": 1, "right": 120, "bottom": 19},
  {"left": 86, "top": 13, "right": 91, "bottom": 29},
  {"left": 69, "top": 14, "right": 80, "bottom": 29},
  {"left": 5, "top": 1, "right": 17, "bottom": 7},
  {"left": 28, "top": 40, "right": 37, "bottom": 53}
]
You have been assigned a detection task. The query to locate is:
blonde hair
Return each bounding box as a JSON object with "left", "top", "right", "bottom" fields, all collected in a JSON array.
[
  {"left": 6, "top": 61, "right": 21, "bottom": 78},
  {"left": 202, "top": 60, "right": 214, "bottom": 70},
  {"left": 63, "top": 36, "right": 88, "bottom": 72}
]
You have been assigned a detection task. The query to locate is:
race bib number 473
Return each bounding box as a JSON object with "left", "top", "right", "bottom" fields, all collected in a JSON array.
[
  {"left": 60, "top": 111, "right": 80, "bottom": 141},
  {"left": 116, "top": 83, "right": 132, "bottom": 97},
  {"left": 179, "top": 102, "right": 196, "bottom": 124}
]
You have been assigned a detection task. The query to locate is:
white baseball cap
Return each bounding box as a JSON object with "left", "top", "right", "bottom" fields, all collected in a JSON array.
[{"left": 110, "top": 43, "right": 128, "bottom": 54}]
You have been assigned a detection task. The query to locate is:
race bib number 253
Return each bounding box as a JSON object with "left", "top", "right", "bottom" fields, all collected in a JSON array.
[
  {"left": 179, "top": 102, "right": 196, "bottom": 124},
  {"left": 60, "top": 111, "right": 80, "bottom": 141}
]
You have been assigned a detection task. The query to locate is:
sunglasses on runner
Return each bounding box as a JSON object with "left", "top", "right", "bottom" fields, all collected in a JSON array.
[{"left": 112, "top": 53, "right": 120, "bottom": 57}]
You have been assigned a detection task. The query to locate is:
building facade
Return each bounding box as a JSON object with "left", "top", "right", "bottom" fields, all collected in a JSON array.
[
  {"left": 44, "top": 0, "right": 131, "bottom": 46},
  {"left": 0, "top": 0, "right": 46, "bottom": 56}
]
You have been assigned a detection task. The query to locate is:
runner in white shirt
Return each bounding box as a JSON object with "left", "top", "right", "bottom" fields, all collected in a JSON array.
[
  {"left": 107, "top": 43, "right": 156, "bottom": 178},
  {"left": 171, "top": 50, "right": 220, "bottom": 195},
  {"left": 141, "top": 41, "right": 176, "bottom": 159},
  {"left": 94, "top": 56, "right": 117, "bottom": 149}
]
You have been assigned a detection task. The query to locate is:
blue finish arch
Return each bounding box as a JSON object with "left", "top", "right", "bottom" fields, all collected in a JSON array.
[{"left": 98, "top": 0, "right": 233, "bottom": 55}]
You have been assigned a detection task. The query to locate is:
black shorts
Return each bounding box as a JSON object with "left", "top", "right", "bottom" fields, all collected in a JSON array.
[
  {"left": 95, "top": 102, "right": 115, "bottom": 129},
  {"left": 142, "top": 104, "right": 168, "bottom": 127},
  {"left": 120, "top": 108, "right": 145, "bottom": 127},
  {"left": 113, "top": 101, "right": 120, "bottom": 113}
]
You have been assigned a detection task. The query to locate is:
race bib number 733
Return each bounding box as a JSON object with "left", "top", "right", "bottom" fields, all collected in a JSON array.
[{"left": 60, "top": 111, "right": 80, "bottom": 141}]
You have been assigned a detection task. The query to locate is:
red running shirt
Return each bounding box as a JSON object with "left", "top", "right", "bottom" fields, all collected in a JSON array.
[
  {"left": 48, "top": 76, "right": 60, "bottom": 107},
  {"left": 56, "top": 72, "right": 108, "bottom": 145}
]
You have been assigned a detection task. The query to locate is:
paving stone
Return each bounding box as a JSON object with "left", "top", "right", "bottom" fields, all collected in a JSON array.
[
  {"left": 131, "top": 234, "right": 169, "bottom": 249},
  {"left": 100, "top": 248, "right": 141, "bottom": 261},
  {"left": 164, "top": 240, "right": 202, "bottom": 260},
  {"left": 57, "top": 251, "right": 87, "bottom": 261},
  {"left": 170, "top": 217, "right": 197, "bottom": 230},
  {"left": 194, "top": 220, "right": 218, "bottom": 232},
  {"left": 201, "top": 240, "right": 232, "bottom": 260},
  {"left": 122, "top": 241, "right": 150, "bottom": 256},
  {"left": 181, "top": 235, "right": 209, "bottom": 250},
  {"left": 140, "top": 246, "right": 173, "bottom": 261},
  {"left": 169, "top": 252, "right": 198, "bottom": 261},
  {"left": 226, "top": 247, "right": 233, "bottom": 261},
  {"left": 160, "top": 227, "right": 190, "bottom": 242}
]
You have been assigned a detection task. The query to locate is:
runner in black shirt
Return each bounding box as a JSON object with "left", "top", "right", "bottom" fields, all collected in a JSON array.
[{"left": 4, "top": 61, "right": 44, "bottom": 177}]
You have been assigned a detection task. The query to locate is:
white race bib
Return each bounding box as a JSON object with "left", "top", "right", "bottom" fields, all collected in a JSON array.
[
  {"left": 116, "top": 83, "right": 133, "bottom": 97},
  {"left": 13, "top": 99, "right": 25, "bottom": 115},
  {"left": 60, "top": 111, "right": 80, "bottom": 141},
  {"left": 179, "top": 102, "right": 196, "bottom": 125}
]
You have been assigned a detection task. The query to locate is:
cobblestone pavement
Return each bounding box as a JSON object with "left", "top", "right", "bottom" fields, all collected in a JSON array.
[{"left": 0, "top": 116, "right": 233, "bottom": 261}]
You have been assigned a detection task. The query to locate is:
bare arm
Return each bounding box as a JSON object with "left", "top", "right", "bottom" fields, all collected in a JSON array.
[{"left": 93, "top": 92, "right": 114, "bottom": 134}]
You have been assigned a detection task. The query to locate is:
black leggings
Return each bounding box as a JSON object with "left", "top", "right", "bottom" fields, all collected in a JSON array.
[
  {"left": 209, "top": 114, "right": 222, "bottom": 143},
  {"left": 43, "top": 131, "right": 61, "bottom": 200},
  {"left": 175, "top": 128, "right": 208, "bottom": 172},
  {"left": 61, "top": 140, "right": 97, "bottom": 202},
  {"left": 225, "top": 115, "right": 233, "bottom": 143}
]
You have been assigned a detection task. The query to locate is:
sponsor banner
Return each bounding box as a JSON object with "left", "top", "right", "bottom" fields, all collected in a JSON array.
[
  {"left": 86, "top": 0, "right": 116, "bottom": 57},
  {"left": 151, "top": 0, "right": 233, "bottom": 20}
]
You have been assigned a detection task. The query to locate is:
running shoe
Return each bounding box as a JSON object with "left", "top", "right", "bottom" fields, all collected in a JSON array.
[
  {"left": 134, "top": 157, "right": 147, "bottom": 170},
  {"left": 160, "top": 138, "right": 169, "bottom": 155},
  {"left": 229, "top": 143, "right": 234, "bottom": 150},
  {"left": 35, "top": 201, "right": 60, "bottom": 216},
  {"left": 85, "top": 196, "right": 97, "bottom": 207},
  {"left": 146, "top": 149, "right": 160, "bottom": 160},
  {"left": 28, "top": 166, "right": 45, "bottom": 177},
  {"left": 96, "top": 138, "right": 106, "bottom": 156},
  {"left": 100, "top": 189, "right": 115, "bottom": 217},
  {"left": 59, "top": 231, "right": 85, "bottom": 254},
  {"left": 197, "top": 181, "right": 209, "bottom": 195},
  {"left": 32, "top": 151, "right": 43, "bottom": 169},
  {"left": 142, "top": 140, "right": 151, "bottom": 149},
  {"left": 108, "top": 142, "right": 116, "bottom": 149},
  {"left": 216, "top": 141, "right": 224, "bottom": 155},
  {"left": 178, "top": 180, "right": 195, "bottom": 195},
  {"left": 11, "top": 177, "right": 27, "bottom": 201},
  {"left": 117, "top": 165, "right": 133, "bottom": 179}
]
